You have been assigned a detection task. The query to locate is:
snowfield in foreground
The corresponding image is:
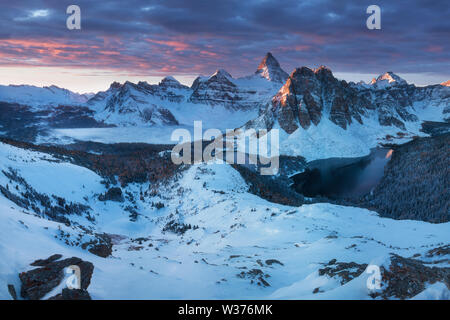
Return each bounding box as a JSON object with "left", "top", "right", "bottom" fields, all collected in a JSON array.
[{"left": 0, "top": 142, "right": 449, "bottom": 299}]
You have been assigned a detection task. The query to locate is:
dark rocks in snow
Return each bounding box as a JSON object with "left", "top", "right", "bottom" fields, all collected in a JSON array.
[
  {"left": 49, "top": 288, "right": 91, "bottom": 300},
  {"left": 426, "top": 244, "right": 450, "bottom": 260},
  {"left": 312, "top": 287, "right": 322, "bottom": 294},
  {"left": 30, "top": 254, "right": 63, "bottom": 267},
  {"left": 377, "top": 253, "right": 450, "bottom": 299},
  {"left": 139, "top": 106, "right": 179, "bottom": 126},
  {"left": 378, "top": 115, "right": 406, "bottom": 130},
  {"left": 98, "top": 187, "right": 124, "bottom": 202},
  {"left": 265, "top": 259, "right": 284, "bottom": 266},
  {"left": 7, "top": 284, "right": 17, "bottom": 300},
  {"left": 318, "top": 260, "right": 368, "bottom": 285},
  {"left": 317, "top": 247, "right": 450, "bottom": 299},
  {"left": 87, "top": 243, "right": 112, "bottom": 258},
  {"left": 19, "top": 256, "right": 94, "bottom": 300},
  {"left": 125, "top": 205, "right": 139, "bottom": 222},
  {"left": 420, "top": 120, "right": 450, "bottom": 136},
  {"left": 81, "top": 233, "right": 113, "bottom": 258},
  {"left": 237, "top": 269, "right": 271, "bottom": 287},
  {"left": 152, "top": 201, "right": 165, "bottom": 209}
]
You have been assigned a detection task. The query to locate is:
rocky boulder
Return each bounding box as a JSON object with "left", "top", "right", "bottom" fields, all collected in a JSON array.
[
  {"left": 19, "top": 255, "right": 94, "bottom": 300},
  {"left": 49, "top": 288, "right": 91, "bottom": 300}
]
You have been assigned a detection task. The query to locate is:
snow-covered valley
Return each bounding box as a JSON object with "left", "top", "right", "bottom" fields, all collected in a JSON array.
[{"left": 0, "top": 141, "right": 449, "bottom": 300}]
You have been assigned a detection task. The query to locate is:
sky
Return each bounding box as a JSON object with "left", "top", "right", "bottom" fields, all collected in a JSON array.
[{"left": 0, "top": 0, "right": 448, "bottom": 93}]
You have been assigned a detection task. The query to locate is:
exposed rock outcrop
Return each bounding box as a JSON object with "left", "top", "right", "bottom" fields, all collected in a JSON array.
[
  {"left": 250, "top": 66, "right": 449, "bottom": 134},
  {"left": 270, "top": 66, "right": 368, "bottom": 132},
  {"left": 378, "top": 251, "right": 450, "bottom": 299},
  {"left": 19, "top": 256, "right": 94, "bottom": 300},
  {"left": 189, "top": 69, "right": 260, "bottom": 110}
]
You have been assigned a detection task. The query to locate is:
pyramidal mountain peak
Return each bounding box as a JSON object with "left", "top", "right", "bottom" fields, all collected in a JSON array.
[
  {"left": 255, "top": 52, "right": 289, "bottom": 83},
  {"left": 371, "top": 71, "right": 408, "bottom": 87}
]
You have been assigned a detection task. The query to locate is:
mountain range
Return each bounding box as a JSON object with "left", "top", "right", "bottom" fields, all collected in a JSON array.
[{"left": 0, "top": 53, "right": 449, "bottom": 160}]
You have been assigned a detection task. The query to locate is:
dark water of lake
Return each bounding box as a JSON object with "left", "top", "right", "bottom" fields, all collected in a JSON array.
[{"left": 292, "top": 148, "right": 393, "bottom": 199}]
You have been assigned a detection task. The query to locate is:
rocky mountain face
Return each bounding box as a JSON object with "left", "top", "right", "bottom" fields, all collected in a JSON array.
[
  {"left": 269, "top": 66, "right": 368, "bottom": 133},
  {"left": 245, "top": 67, "right": 449, "bottom": 134},
  {"left": 88, "top": 78, "right": 188, "bottom": 125},
  {"left": 189, "top": 69, "right": 250, "bottom": 110}
]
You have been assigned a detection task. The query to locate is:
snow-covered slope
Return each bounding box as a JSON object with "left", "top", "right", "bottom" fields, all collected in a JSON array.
[
  {"left": 0, "top": 142, "right": 448, "bottom": 299},
  {"left": 0, "top": 84, "right": 89, "bottom": 107}
]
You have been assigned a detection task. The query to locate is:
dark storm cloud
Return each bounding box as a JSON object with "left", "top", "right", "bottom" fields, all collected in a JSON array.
[{"left": 0, "top": 0, "right": 448, "bottom": 79}]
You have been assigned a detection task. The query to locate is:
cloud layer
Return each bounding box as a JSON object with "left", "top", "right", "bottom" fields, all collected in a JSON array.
[{"left": 0, "top": 0, "right": 449, "bottom": 80}]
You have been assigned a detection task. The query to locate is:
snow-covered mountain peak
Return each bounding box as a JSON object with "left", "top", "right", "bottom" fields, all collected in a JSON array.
[
  {"left": 211, "top": 69, "right": 233, "bottom": 81},
  {"left": 158, "top": 76, "right": 189, "bottom": 91},
  {"left": 160, "top": 76, "right": 180, "bottom": 85},
  {"left": 255, "top": 52, "right": 289, "bottom": 83},
  {"left": 0, "top": 83, "right": 89, "bottom": 107},
  {"left": 371, "top": 71, "right": 408, "bottom": 87},
  {"left": 109, "top": 81, "right": 122, "bottom": 90}
]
